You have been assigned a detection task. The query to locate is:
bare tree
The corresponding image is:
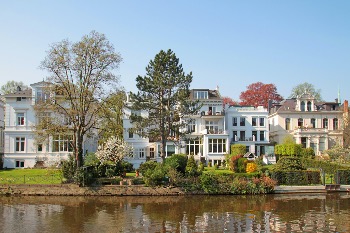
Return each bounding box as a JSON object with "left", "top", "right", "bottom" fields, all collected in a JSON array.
[{"left": 38, "top": 31, "right": 122, "bottom": 167}]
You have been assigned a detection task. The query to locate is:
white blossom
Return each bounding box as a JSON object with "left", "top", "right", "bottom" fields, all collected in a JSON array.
[{"left": 95, "top": 136, "right": 133, "bottom": 163}]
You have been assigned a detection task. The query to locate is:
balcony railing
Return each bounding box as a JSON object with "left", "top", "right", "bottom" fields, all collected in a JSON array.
[{"left": 200, "top": 111, "right": 224, "bottom": 116}]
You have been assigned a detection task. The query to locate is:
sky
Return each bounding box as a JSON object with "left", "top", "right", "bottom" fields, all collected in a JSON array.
[{"left": 1, "top": 1, "right": 350, "bottom": 102}]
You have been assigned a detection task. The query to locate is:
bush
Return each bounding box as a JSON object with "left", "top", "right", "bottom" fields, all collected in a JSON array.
[
  {"left": 139, "top": 161, "right": 158, "bottom": 175},
  {"left": 337, "top": 169, "right": 350, "bottom": 184},
  {"left": 237, "top": 158, "right": 248, "bottom": 173},
  {"left": 84, "top": 153, "right": 99, "bottom": 166},
  {"left": 200, "top": 173, "right": 231, "bottom": 194},
  {"left": 165, "top": 154, "right": 188, "bottom": 174},
  {"left": 186, "top": 155, "right": 200, "bottom": 177},
  {"left": 227, "top": 154, "right": 243, "bottom": 171},
  {"left": 246, "top": 162, "right": 257, "bottom": 173},
  {"left": 143, "top": 163, "right": 167, "bottom": 186},
  {"left": 273, "top": 156, "right": 305, "bottom": 171},
  {"left": 271, "top": 170, "right": 320, "bottom": 185},
  {"left": 61, "top": 155, "right": 77, "bottom": 182},
  {"left": 301, "top": 147, "right": 315, "bottom": 159},
  {"left": 231, "top": 176, "right": 277, "bottom": 194},
  {"left": 231, "top": 144, "right": 246, "bottom": 156}
]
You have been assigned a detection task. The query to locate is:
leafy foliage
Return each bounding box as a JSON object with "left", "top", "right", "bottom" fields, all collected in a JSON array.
[
  {"left": 289, "top": 82, "right": 322, "bottom": 101},
  {"left": 273, "top": 157, "right": 305, "bottom": 171},
  {"left": 271, "top": 171, "right": 320, "bottom": 185},
  {"left": 0, "top": 80, "right": 29, "bottom": 95},
  {"left": 246, "top": 162, "right": 258, "bottom": 173},
  {"left": 239, "top": 82, "right": 283, "bottom": 108},
  {"left": 231, "top": 144, "right": 246, "bottom": 156},
  {"left": 186, "top": 155, "right": 201, "bottom": 177},
  {"left": 164, "top": 154, "right": 188, "bottom": 174},
  {"left": 143, "top": 163, "right": 166, "bottom": 186},
  {"left": 324, "top": 144, "right": 350, "bottom": 163}
]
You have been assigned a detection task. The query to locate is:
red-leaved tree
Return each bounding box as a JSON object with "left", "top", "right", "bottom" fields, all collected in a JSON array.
[
  {"left": 222, "top": 96, "right": 239, "bottom": 107},
  {"left": 239, "top": 82, "right": 283, "bottom": 108}
]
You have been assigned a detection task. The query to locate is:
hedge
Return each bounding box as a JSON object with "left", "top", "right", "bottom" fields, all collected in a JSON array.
[
  {"left": 337, "top": 170, "right": 350, "bottom": 184},
  {"left": 271, "top": 170, "right": 321, "bottom": 185}
]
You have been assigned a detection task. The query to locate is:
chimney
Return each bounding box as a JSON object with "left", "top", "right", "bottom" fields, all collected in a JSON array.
[{"left": 344, "top": 100, "right": 348, "bottom": 113}]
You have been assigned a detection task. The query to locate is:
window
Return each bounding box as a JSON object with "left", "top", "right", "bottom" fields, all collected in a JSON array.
[
  {"left": 187, "top": 120, "right": 196, "bottom": 133},
  {"left": 17, "top": 113, "right": 25, "bottom": 126},
  {"left": 307, "top": 101, "right": 312, "bottom": 111},
  {"left": 240, "top": 117, "right": 245, "bottom": 126},
  {"left": 301, "top": 137, "right": 307, "bottom": 148},
  {"left": 232, "top": 117, "right": 237, "bottom": 126},
  {"left": 15, "top": 161, "right": 25, "bottom": 168},
  {"left": 208, "top": 106, "right": 216, "bottom": 115},
  {"left": 311, "top": 118, "right": 316, "bottom": 128},
  {"left": 285, "top": 118, "right": 290, "bottom": 130},
  {"left": 323, "top": 118, "right": 328, "bottom": 129},
  {"left": 52, "top": 135, "right": 73, "bottom": 152},
  {"left": 319, "top": 138, "right": 325, "bottom": 151},
  {"left": 205, "top": 121, "right": 219, "bottom": 134},
  {"left": 36, "top": 91, "right": 50, "bottom": 103},
  {"left": 298, "top": 118, "right": 303, "bottom": 128},
  {"left": 149, "top": 147, "right": 155, "bottom": 158},
  {"left": 259, "top": 118, "right": 265, "bottom": 127},
  {"left": 16, "top": 97, "right": 26, "bottom": 102},
  {"left": 239, "top": 131, "right": 246, "bottom": 141},
  {"left": 15, "top": 137, "right": 25, "bottom": 152},
  {"left": 232, "top": 131, "right": 237, "bottom": 141},
  {"left": 301, "top": 101, "right": 305, "bottom": 111},
  {"left": 259, "top": 131, "right": 265, "bottom": 141},
  {"left": 187, "top": 139, "right": 202, "bottom": 156},
  {"left": 128, "top": 129, "right": 134, "bottom": 139},
  {"left": 333, "top": 118, "right": 338, "bottom": 130},
  {"left": 208, "top": 139, "right": 226, "bottom": 153},
  {"left": 252, "top": 131, "right": 257, "bottom": 141},
  {"left": 252, "top": 117, "right": 257, "bottom": 126},
  {"left": 37, "top": 144, "right": 43, "bottom": 152},
  {"left": 166, "top": 145, "right": 175, "bottom": 157},
  {"left": 138, "top": 148, "right": 145, "bottom": 158},
  {"left": 193, "top": 91, "right": 208, "bottom": 99}
]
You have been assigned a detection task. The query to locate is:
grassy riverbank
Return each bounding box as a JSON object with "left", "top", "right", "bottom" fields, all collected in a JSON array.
[{"left": 0, "top": 169, "right": 62, "bottom": 184}]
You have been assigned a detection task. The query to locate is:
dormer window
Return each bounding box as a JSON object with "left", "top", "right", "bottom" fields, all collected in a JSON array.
[
  {"left": 307, "top": 101, "right": 312, "bottom": 111},
  {"left": 194, "top": 91, "right": 208, "bottom": 99},
  {"left": 300, "top": 101, "right": 305, "bottom": 111}
]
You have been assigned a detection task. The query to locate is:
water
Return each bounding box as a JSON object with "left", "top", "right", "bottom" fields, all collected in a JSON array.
[{"left": 0, "top": 193, "right": 349, "bottom": 233}]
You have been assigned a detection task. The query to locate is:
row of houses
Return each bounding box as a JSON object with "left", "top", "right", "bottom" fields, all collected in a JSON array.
[{"left": 0, "top": 82, "right": 347, "bottom": 169}]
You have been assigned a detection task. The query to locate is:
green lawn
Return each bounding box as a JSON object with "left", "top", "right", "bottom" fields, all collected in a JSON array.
[
  {"left": 0, "top": 169, "right": 63, "bottom": 184},
  {"left": 204, "top": 167, "right": 234, "bottom": 175}
]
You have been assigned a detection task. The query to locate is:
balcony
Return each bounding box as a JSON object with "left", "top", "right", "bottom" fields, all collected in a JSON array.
[
  {"left": 200, "top": 111, "right": 224, "bottom": 118},
  {"left": 200, "top": 126, "right": 227, "bottom": 135},
  {"left": 231, "top": 136, "right": 256, "bottom": 143}
]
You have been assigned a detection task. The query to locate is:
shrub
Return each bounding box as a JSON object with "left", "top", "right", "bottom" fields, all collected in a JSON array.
[
  {"left": 337, "top": 169, "right": 350, "bottom": 184},
  {"left": 186, "top": 155, "right": 200, "bottom": 177},
  {"left": 271, "top": 170, "right": 320, "bottom": 185},
  {"left": 231, "top": 176, "right": 277, "bottom": 194},
  {"left": 139, "top": 161, "right": 158, "bottom": 175},
  {"left": 246, "top": 162, "right": 257, "bottom": 173},
  {"left": 227, "top": 155, "right": 243, "bottom": 171},
  {"left": 84, "top": 153, "right": 99, "bottom": 166},
  {"left": 165, "top": 154, "right": 188, "bottom": 174},
  {"left": 143, "top": 163, "right": 166, "bottom": 186},
  {"left": 237, "top": 158, "right": 248, "bottom": 173},
  {"left": 61, "top": 155, "right": 77, "bottom": 182},
  {"left": 231, "top": 144, "right": 246, "bottom": 156},
  {"left": 301, "top": 147, "right": 315, "bottom": 159},
  {"left": 273, "top": 156, "right": 305, "bottom": 171}
]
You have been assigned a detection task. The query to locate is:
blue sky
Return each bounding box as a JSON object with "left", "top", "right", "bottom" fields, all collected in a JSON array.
[{"left": 1, "top": 1, "right": 349, "bottom": 102}]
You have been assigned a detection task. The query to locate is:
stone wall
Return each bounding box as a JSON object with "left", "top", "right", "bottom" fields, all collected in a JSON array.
[{"left": 0, "top": 184, "right": 204, "bottom": 196}]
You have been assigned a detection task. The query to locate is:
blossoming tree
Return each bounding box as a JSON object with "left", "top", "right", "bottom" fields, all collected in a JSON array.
[{"left": 95, "top": 136, "right": 133, "bottom": 164}]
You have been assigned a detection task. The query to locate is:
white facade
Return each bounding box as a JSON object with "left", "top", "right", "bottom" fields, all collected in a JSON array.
[
  {"left": 0, "top": 98, "right": 4, "bottom": 163},
  {"left": 226, "top": 105, "right": 272, "bottom": 156},
  {"left": 123, "top": 88, "right": 229, "bottom": 168},
  {"left": 3, "top": 82, "right": 97, "bottom": 168},
  {"left": 268, "top": 94, "right": 344, "bottom": 155}
]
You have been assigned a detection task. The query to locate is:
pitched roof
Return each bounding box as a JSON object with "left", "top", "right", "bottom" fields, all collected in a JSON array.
[{"left": 4, "top": 89, "right": 32, "bottom": 97}]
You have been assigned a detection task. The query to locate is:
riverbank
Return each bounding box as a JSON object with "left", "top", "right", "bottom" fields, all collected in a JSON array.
[{"left": 1, "top": 184, "right": 350, "bottom": 196}]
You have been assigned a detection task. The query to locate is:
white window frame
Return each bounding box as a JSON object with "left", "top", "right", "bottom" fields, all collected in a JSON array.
[
  {"left": 194, "top": 91, "right": 208, "bottom": 99},
  {"left": 259, "top": 117, "right": 265, "bottom": 127},
  {"left": 15, "top": 160, "right": 25, "bottom": 168},
  {"left": 252, "top": 117, "right": 257, "bottom": 126},
  {"left": 17, "top": 113, "right": 25, "bottom": 126},
  {"left": 15, "top": 137, "right": 25, "bottom": 152},
  {"left": 52, "top": 135, "right": 73, "bottom": 152},
  {"left": 208, "top": 138, "right": 226, "bottom": 153},
  {"left": 187, "top": 139, "right": 202, "bottom": 156}
]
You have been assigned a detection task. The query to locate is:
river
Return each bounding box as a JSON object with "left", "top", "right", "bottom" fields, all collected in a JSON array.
[{"left": 0, "top": 193, "right": 349, "bottom": 232}]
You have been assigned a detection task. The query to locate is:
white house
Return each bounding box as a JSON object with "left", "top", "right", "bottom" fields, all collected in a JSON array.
[
  {"left": 226, "top": 105, "right": 273, "bottom": 157},
  {"left": 123, "top": 88, "right": 229, "bottom": 168},
  {"left": 0, "top": 98, "right": 4, "bottom": 165},
  {"left": 268, "top": 93, "right": 344, "bottom": 155},
  {"left": 3, "top": 81, "right": 97, "bottom": 168}
]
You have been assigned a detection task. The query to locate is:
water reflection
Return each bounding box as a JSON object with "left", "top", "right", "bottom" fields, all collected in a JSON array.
[{"left": 0, "top": 194, "right": 349, "bottom": 232}]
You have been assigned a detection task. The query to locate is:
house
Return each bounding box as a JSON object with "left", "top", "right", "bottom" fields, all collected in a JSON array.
[
  {"left": 123, "top": 87, "right": 229, "bottom": 168},
  {"left": 226, "top": 105, "right": 273, "bottom": 157},
  {"left": 3, "top": 81, "right": 97, "bottom": 168},
  {"left": 0, "top": 98, "right": 4, "bottom": 166},
  {"left": 268, "top": 93, "right": 344, "bottom": 155}
]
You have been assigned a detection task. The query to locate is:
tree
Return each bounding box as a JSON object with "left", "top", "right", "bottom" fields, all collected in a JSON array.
[
  {"left": 95, "top": 136, "right": 133, "bottom": 164},
  {"left": 130, "top": 49, "right": 198, "bottom": 162},
  {"left": 289, "top": 82, "right": 323, "bottom": 101},
  {"left": 239, "top": 82, "right": 283, "bottom": 108},
  {"left": 222, "top": 96, "right": 238, "bottom": 108},
  {"left": 98, "top": 90, "right": 126, "bottom": 144},
  {"left": 0, "top": 80, "right": 29, "bottom": 95},
  {"left": 38, "top": 31, "right": 122, "bottom": 167}
]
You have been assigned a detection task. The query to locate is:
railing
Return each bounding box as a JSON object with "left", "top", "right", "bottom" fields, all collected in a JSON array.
[
  {"left": 200, "top": 111, "right": 224, "bottom": 116},
  {"left": 231, "top": 137, "right": 256, "bottom": 142},
  {"left": 0, "top": 175, "right": 63, "bottom": 184}
]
